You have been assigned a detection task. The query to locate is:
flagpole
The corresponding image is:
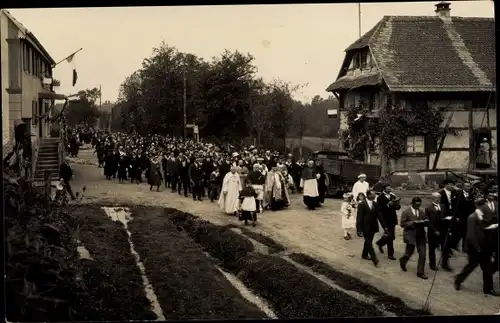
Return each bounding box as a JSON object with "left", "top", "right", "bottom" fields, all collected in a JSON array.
[
  {"left": 53, "top": 48, "right": 83, "bottom": 67},
  {"left": 358, "top": 3, "right": 361, "bottom": 38}
]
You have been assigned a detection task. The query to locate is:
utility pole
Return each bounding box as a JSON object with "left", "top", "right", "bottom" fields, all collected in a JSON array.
[
  {"left": 358, "top": 3, "right": 361, "bottom": 38},
  {"left": 99, "top": 84, "right": 102, "bottom": 129},
  {"left": 183, "top": 69, "right": 187, "bottom": 140}
]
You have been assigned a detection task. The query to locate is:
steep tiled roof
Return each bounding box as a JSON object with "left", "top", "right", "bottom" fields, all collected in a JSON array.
[
  {"left": 328, "top": 15, "right": 496, "bottom": 92},
  {"left": 326, "top": 72, "right": 382, "bottom": 92}
]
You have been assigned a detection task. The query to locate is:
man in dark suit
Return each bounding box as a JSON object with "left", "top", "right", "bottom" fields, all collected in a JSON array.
[
  {"left": 189, "top": 157, "right": 204, "bottom": 201},
  {"left": 454, "top": 183, "right": 476, "bottom": 252},
  {"left": 167, "top": 153, "right": 178, "bottom": 192},
  {"left": 375, "top": 184, "right": 399, "bottom": 260},
  {"left": 59, "top": 157, "right": 76, "bottom": 200},
  {"left": 483, "top": 192, "right": 499, "bottom": 275},
  {"left": 356, "top": 190, "right": 387, "bottom": 267},
  {"left": 178, "top": 156, "right": 190, "bottom": 197},
  {"left": 425, "top": 192, "right": 444, "bottom": 271},
  {"left": 399, "top": 197, "right": 429, "bottom": 279},
  {"left": 454, "top": 199, "right": 499, "bottom": 296},
  {"left": 439, "top": 180, "right": 459, "bottom": 271}
]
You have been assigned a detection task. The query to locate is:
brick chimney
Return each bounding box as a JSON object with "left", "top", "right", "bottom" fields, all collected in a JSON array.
[{"left": 435, "top": 1, "right": 451, "bottom": 18}]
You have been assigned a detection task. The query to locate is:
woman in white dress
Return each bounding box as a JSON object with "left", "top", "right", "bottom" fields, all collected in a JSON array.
[
  {"left": 351, "top": 173, "right": 369, "bottom": 202},
  {"left": 340, "top": 193, "right": 356, "bottom": 240}
]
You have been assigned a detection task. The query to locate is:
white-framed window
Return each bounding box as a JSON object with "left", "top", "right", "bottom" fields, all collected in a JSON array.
[{"left": 407, "top": 136, "right": 425, "bottom": 153}]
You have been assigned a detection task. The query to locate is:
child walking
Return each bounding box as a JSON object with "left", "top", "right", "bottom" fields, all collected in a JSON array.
[
  {"left": 239, "top": 180, "right": 258, "bottom": 226},
  {"left": 341, "top": 193, "right": 356, "bottom": 240}
]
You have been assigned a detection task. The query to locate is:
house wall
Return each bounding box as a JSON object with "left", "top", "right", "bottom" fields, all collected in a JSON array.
[
  {"left": 338, "top": 91, "right": 497, "bottom": 171},
  {"left": 1, "top": 11, "right": 10, "bottom": 145},
  {"left": 2, "top": 10, "right": 55, "bottom": 164}
]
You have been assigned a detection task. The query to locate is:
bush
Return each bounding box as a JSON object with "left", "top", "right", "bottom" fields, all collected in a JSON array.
[{"left": 5, "top": 177, "right": 83, "bottom": 321}]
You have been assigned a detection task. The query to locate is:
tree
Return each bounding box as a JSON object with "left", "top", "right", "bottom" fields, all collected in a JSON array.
[
  {"left": 115, "top": 42, "right": 302, "bottom": 149},
  {"left": 64, "top": 87, "right": 101, "bottom": 126}
]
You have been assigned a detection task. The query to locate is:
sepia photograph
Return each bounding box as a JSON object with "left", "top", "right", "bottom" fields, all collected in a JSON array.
[{"left": 2, "top": 1, "right": 498, "bottom": 321}]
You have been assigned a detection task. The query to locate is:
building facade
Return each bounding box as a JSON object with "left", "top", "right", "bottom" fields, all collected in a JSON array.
[
  {"left": 1, "top": 9, "right": 57, "bottom": 150},
  {"left": 326, "top": 2, "right": 496, "bottom": 172}
]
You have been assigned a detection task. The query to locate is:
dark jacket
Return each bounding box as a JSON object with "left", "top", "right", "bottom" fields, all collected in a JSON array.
[
  {"left": 424, "top": 203, "right": 444, "bottom": 239},
  {"left": 246, "top": 170, "right": 265, "bottom": 185},
  {"left": 376, "top": 193, "right": 399, "bottom": 227},
  {"left": 465, "top": 211, "right": 487, "bottom": 253},
  {"left": 356, "top": 200, "right": 385, "bottom": 235},
  {"left": 59, "top": 163, "right": 73, "bottom": 181},
  {"left": 400, "top": 207, "right": 428, "bottom": 245},
  {"left": 189, "top": 163, "right": 203, "bottom": 182}
]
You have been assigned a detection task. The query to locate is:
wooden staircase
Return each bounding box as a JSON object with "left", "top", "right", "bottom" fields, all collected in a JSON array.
[{"left": 34, "top": 138, "right": 60, "bottom": 182}]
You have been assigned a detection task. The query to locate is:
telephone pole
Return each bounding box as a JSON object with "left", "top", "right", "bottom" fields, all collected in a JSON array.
[
  {"left": 358, "top": 3, "right": 361, "bottom": 38},
  {"left": 183, "top": 69, "right": 187, "bottom": 140},
  {"left": 99, "top": 84, "right": 102, "bottom": 129}
]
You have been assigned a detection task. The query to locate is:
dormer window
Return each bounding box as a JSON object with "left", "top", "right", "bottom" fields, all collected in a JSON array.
[
  {"left": 360, "top": 51, "right": 368, "bottom": 69},
  {"left": 350, "top": 49, "right": 370, "bottom": 70}
]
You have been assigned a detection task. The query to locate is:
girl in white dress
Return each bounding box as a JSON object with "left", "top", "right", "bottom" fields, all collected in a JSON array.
[{"left": 341, "top": 193, "right": 356, "bottom": 240}]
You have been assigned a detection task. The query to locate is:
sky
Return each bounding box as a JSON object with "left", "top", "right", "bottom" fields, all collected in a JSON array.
[{"left": 7, "top": 1, "right": 495, "bottom": 103}]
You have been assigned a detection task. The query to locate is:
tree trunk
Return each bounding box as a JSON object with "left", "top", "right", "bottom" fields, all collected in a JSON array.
[{"left": 388, "top": 158, "right": 397, "bottom": 173}]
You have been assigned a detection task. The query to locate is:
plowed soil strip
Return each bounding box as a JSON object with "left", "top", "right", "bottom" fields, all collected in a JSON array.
[
  {"left": 288, "top": 253, "right": 431, "bottom": 316},
  {"left": 169, "top": 208, "right": 386, "bottom": 318},
  {"left": 71, "top": 205, "right": 156, "bottom": 321},
  {"left": 128, "top": 206, "right": 267, "bottom": 320}
]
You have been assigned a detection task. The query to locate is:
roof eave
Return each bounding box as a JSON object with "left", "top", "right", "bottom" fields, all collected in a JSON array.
[
  {"left": 26, "top": 32, "right": 56, "bottom": 65},
  {"left": 389, "top": 86, "right": 496, "bottom": 92}
]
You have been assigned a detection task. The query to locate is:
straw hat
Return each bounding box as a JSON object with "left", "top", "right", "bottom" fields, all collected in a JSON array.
[{"left": 358, "top": 173, "right": 367, "bottom": 179}]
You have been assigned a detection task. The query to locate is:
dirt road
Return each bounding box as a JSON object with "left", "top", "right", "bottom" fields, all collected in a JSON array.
[{"left": 71, "top": 148, "right": 499, "bottom": 316}]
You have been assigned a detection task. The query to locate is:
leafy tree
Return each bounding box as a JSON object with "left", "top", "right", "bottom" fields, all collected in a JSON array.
[
  {"left": 115, "top": 42, "right": 328, "bottom": 151},
  {"left": 64, "top": 87, "right": 101, "bottom": 126}
]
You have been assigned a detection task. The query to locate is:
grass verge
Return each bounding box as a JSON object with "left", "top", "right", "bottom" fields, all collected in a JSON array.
[
  {"left": 170, "top": 209, "right": 386, "bottom": 318},
  {"left": 288, "top": 253, "right": 432, "bottom": 316},
  {"left": 128, "top": 206, "right": 268, "bottom": 320},
  {"left": 168, "top": 208, "right": 255, "bottom": 266},
  {"left": 69, "top": 205, "right": 156, "bottom": 321},
  {"left": 224, "top": 224, "right": 287, "bottom": 253},
  {"left": 233, "top": 254, "right": 385, "bottom": 318}
]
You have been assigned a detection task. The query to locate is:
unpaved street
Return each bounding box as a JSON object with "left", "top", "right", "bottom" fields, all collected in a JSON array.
[{"left": 71, "top": 148, "right": 499, "bottom": 316}]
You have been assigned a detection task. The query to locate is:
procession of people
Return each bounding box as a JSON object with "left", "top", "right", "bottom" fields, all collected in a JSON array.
[
  {"left": 67, "top": 127, "right": 499, "bottom": 296},
  {"left": 71, "top": 128, "right": 334, "bottom": 222}
]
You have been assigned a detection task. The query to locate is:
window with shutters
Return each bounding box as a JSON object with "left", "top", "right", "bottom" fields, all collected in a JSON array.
[{"left": 407, "top": 136, "right": 425, "bottom": 153}]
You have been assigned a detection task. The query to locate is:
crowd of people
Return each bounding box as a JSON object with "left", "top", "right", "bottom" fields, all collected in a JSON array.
[
  {"left": 64, "top": 127, "right": 498, "bottom": 296},
  {"left": 68, "top": 129, "right": 331, "bottom": 222}
]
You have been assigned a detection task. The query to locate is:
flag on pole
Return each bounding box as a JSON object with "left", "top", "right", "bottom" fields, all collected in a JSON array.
[{"left": 66, "top": 53, "right": 78, "bottom": 87}]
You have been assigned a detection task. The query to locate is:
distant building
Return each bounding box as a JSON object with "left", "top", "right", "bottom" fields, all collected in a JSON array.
[
  {"left": 1, "top": 9, "right": 63, "bottom": 148},
  {"left": 326, "top": 2, "right": 496, "bottom": 172}
]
